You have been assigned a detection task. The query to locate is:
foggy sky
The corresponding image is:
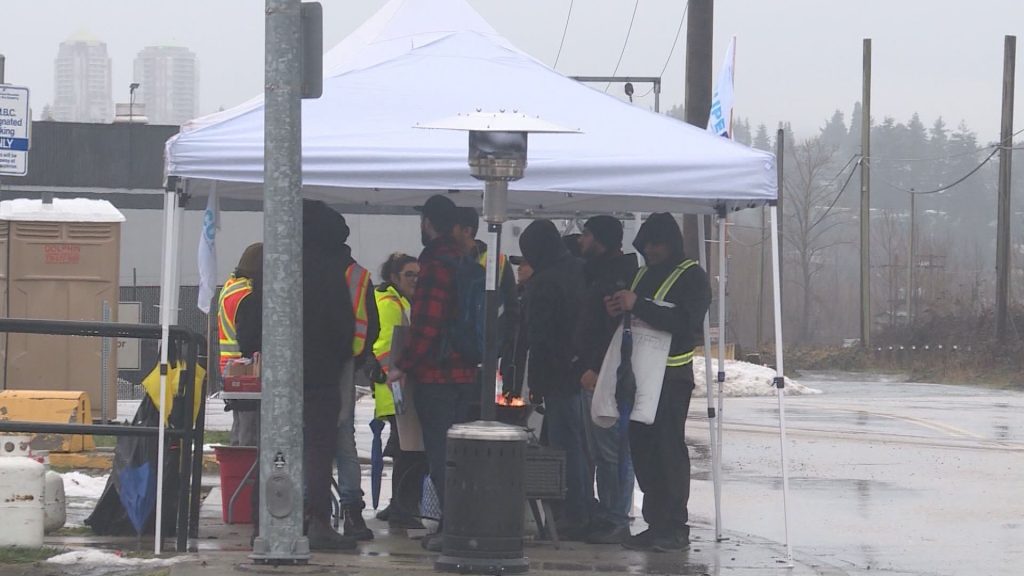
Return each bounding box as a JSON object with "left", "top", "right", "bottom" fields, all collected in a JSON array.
[{"left": 1, "top": 0, "right": 1021, "bottom": 141}]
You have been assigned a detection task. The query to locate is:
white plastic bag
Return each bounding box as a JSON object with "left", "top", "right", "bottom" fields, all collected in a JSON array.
[{"left": 591, "top": 319, "right": 672, "bottom": 427}]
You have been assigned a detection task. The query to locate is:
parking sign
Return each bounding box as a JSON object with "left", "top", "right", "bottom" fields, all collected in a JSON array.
[{"left": 0, "top": 85, "right": 30, "bottom": 176}]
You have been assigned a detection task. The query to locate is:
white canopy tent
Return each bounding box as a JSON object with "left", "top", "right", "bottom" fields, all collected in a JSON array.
[{"left": 159, "top": 0, "right": 792, "bottom": 561}]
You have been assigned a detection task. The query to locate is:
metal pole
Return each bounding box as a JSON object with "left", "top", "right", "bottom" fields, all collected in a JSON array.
[
  {"left": 100, "top": 301, "right": 110, "bottom": 424},
  {"left": 0, "top": 54, "right": 5, "bottom": 84},
  {"left": 252, "top": 0, "right": 309, "bottom": 563},
  {"left": 769, "top": 204, "right": 793, "bottom": 564},
  {"left": 154, "top": 189, "right": 177, "bottom": 555},
  {"left": 996, "top": 35, "right": 1016, "bottom": 343},
  {"left": 756, "top": 206, "right": 766, "bottom": 355},
  {"left": 860, "top": 38, "right": 872, "bottom": 348},
  {"left": 697, "top": 216, "right": 722, "bottom": 541},
  {"left": 654, "top": 79, "right": 661, "bottom": 114},
  {"left": 907, "top": 192, "right": 916, "bottom": 325},
  {"left": 715, "top": 216, "right": 727, "bottom": 469},
  {"left": 480, "top": 180, "right": 507, "bottom": 421},
  {"left": 775, "top": 129, "right": 785, "bottom": 344},
  {"left": 682, "top": 0, "right": 714, "bottom": 261}
]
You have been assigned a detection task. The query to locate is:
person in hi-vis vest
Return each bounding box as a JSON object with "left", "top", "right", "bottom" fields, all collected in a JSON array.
[
  {"left": 369, "top": 253, "right": 428, "bottom": 529},
  {"left": 217, "top": 242, "right": 261, "bottom": 447}
]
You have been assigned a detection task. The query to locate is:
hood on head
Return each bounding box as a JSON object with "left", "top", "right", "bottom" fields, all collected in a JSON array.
[
  {"left": 632, "top": 212, "right": 684, "bottom": 260},
  {"left": 303, "top": 199, "right": 350, "bottom": 251},
  {"left": 519, "top": 219, "right": 566, "bottom": 271}
]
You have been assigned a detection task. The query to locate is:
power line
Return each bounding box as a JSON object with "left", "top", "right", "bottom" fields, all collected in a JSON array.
[
  {"left": 637, "top": 1, "right": 689, "bottom": 100},
  {"left": 552, "top": 0, "right": 574, "bottom": 69},
  {"left": 866, "top": 147, "right": 1000, "bottom": 196},
  {"left": 605, "top": 0, "right": 640, "bottom": 92},
  {"left": 808, "top": 157, "right": 861, "bottom": 231}
]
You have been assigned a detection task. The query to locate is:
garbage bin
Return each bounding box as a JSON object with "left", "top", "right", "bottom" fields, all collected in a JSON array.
[
  {"left": 436, "top": 421, "right": 529, "bottom": 574},
  {"left": 212, "top": 445, "right": 257, "bottom": 524}
]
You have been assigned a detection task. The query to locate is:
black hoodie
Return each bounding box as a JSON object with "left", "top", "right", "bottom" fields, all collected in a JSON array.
[
  {"left": 519, "top": 220, "right": 586, "bottom": 400},
  {"left": 576, "top": 250, "right": 639, "bottom": 374},
  {"left": 629, "top": 213, "right": 711, "bottom": 372}
]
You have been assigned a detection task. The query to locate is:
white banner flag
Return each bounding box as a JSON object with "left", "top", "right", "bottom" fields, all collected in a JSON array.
[
  {"left": 707, "top": 36, "right": 736, "bottom": 138},
  {"left": 197, "top": 184, "right": 219, "bottom": 313}
]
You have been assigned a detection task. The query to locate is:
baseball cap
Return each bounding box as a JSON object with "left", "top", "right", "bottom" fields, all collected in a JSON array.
[{"left": 415, "top": 195, "right": 458, "bottom": 230}]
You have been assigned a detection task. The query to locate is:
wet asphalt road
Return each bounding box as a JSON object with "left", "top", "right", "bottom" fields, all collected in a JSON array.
[{"left": 684, "top": 372, "right": 1024, "bottom": 576}]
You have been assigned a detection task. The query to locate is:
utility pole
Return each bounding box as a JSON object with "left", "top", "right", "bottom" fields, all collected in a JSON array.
[
  {"left": 996, "top": 35, "right": 1016, "bottom": 343},
  {"left": 860, "top": 39, "right": 872, "bottom": 348},
  {"left": 252, "top": 0, "right": 308, "bottom": 564},
  {"left": 683, "top": 0, "right": 714, "bottom": 263},
  {"left": 907, "top": 191, "right": 917, "bottom": 325}
]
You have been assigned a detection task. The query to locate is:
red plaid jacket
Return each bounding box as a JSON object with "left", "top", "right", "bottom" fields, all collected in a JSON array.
[{"left": 396, "top": 235, "right": 479, "bottom": 385}]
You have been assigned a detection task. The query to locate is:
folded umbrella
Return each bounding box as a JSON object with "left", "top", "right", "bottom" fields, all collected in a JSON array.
[{"left": 369, "top": 418, "right": 386, "bottom": 509}]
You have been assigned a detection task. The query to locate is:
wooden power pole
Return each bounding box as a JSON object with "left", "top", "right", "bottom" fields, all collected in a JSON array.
[
  {"left": 860, "top": 39, "right": 872, "bottom": 348},
  {"left": 683, "top": 0, "right": 714, "bottom": 263},
  {"left": 996, "top": 35, "right": 1016, "bottom": 343}
]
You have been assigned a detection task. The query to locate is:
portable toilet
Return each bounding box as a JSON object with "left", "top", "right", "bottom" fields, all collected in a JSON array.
[{"left": 0, "top": 198, "right": 124, "bottom": 421}]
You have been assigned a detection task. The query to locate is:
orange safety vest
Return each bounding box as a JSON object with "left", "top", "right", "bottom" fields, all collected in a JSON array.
[
  {"left": 217, "top": 275, "right": 253, "bottom": 375},
  {"left": 346, "top": 262, "right": 372, "bottom": 357}
]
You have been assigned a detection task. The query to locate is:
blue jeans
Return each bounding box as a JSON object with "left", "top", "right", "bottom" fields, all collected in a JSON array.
[
  {"left": 544, "top": 392, "right": 590, "bottom": 527},
  {"left": 335, "top": 359, "right": 365, "bottom": 508},
  {"left": 414, "top": 382, "right": 473, "bottom": 510},
  {"left": 583, "top": 389, "right": 635, "bottom": 528}
]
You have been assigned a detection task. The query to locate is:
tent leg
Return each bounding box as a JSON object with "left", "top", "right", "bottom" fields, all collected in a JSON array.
[
  {"left": 715, "top": 215, "right": 727, "bottom": 471},
  {"left": 769, "top": 205, "right": 793, "bottom": 564},
  {"left": 154, "top": 187, "right": 178, "bottom": 555},
  {"left": 697, "top": 216, "right": 722, "bottom": 541}
]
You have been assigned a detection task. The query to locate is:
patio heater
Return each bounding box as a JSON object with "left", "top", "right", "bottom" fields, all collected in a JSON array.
[{"left": 417, "top": 111, "right": 577, "bottom": 574}]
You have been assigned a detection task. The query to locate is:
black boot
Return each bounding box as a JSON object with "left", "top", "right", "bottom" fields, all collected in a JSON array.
[
  {"left": 308, "top": 516, "right": 357, "bottom": 551},
  {"left": 344, "top": 504, "right": 374, "bottom": 541}
]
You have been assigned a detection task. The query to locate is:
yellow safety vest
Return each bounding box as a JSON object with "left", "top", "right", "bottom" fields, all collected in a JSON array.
[
  {"left": 217, "top": 276, "right": 253, "bottom": 375},
  {"left": 371, "top": 285, "right": 409, "bottom": 419},
  {"left": 477, "top": 250, "right": 507, "bottom": 284},
  {"left": 346, "top": 263, "right": 372, "bottom": 357},
  {"left": 631, "top": 259, "right": 699, "bottom": 367}
]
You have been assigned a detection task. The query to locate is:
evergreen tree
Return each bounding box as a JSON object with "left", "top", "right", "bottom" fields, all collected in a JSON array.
[
  {"left": 753, "top": 123, "right": 771, "bottom": 151},
  {"left": 733, "top": 117, "right": 753, "bottom": 146},
  {"left": 820, "top": 110, "right": 848, "bottom": 152}
]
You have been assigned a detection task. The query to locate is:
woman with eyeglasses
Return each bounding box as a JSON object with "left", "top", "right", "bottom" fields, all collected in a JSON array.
[{"left": 370, "top": 252, "right": 428, "bottom": 530}]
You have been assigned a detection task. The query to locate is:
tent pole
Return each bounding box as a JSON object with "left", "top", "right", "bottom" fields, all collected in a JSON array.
[
  {"left": 697, "top": 216, "right": 722, "bottom": 540},
  {"left": 715, "top": 215, "right": 727, "bottom": 470},
  {"left": 154, "top": 186, "right": 177, "bottom": 555},
  {"left": 769, "top": 204, "right": 793, "bottom": 564}
]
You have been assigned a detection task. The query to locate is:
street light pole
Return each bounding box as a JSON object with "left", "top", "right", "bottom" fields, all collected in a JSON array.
[{"left": 251, "top": 0, "right": 309, "bottom": 564}]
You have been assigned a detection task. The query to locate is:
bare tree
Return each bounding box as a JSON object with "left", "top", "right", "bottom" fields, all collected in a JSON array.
[{"left": 783, "top": 137, "right": 854, "bottom": 343}]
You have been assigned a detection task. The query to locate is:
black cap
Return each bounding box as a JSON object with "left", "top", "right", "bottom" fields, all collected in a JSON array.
[
  {"left": 415, "top": 195, "right": 457, "bottom": 231},
  {"left": 583, "top": 215, "right": 623, "bottom": 251},
  {"left": 455, "top": 206, "right": 480, "bottom": 233},
  {"left": 509, "top": 255, "right": 525, "bottom": 266}
]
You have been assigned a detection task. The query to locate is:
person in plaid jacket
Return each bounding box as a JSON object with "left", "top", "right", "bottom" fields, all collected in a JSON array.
[{"left": 389, "top": 194, "right": 478, "bottom": 552}]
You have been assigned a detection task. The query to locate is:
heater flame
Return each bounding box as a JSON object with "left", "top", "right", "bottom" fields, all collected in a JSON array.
[{"left": 495, "top": 393, "right": 526, "bottom": 407}]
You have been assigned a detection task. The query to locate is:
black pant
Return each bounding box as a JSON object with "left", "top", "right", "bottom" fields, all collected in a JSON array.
[
  {"left": 629, "top": 366, "right": 695, "bottom": 537},
  {"left": 385, "top": 415, "right": 428, "bottom": 517},
  {"left": 414, "top": 382, "right": 473, "bottom": 510},
  {"left": 304, "top": 385, "right": 342, "bottom": 523}
]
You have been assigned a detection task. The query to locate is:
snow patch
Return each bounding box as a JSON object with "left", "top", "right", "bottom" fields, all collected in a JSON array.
[
  {"left": 693, "top": 359, "right": 821, "bottom": 397},
  {"left": 47, "top": 549, "right": 184, "bottom": 567},
  {"left": 62, "top": 472, "right": 109, "bottom": 499},
  {"left": 0, "top": 198, "right": 125, "bottom": 223}
]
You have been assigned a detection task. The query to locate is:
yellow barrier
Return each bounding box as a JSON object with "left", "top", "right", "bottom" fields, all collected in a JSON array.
[{"left": 0, "top": 390, "right": 96, "bottom": 452}]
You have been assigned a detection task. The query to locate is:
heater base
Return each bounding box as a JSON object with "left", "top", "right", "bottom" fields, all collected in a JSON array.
[{"left": 435, "top": 554, "right": 529, "bottom": 574}]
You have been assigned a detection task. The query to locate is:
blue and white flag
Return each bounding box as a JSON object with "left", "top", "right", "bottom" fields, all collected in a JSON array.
[
  {"left": 707, "top": 36, "right": 736, "bottom": 138},
  {"left": 197, "top": 184, "right": 219, "bottom": 314}
]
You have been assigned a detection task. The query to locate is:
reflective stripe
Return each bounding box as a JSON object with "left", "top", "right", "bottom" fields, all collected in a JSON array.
[
  {"left": 217, "top": 276, "right": 253, "bottom": 374},
  {"left": 630, "top": 260, "right": 699, "bottom": 367},
  {"left": 477, "top": 250, "right": 506, "bottom": 283},
  {"left": 346, "top": 263, "right": 372, "bottom": 356}
]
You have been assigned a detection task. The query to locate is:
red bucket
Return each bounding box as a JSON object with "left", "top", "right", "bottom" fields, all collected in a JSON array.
[{"left": 212, "top": 445, "right": 257, "bottom": 524}]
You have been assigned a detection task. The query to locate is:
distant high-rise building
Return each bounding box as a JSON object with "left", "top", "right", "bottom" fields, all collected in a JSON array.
[
  {"left": 53, "top": 34, "right": 113, "bottom": 123},
  {"left": 133, "top": 46, "right": 199, "bottom": 126}
]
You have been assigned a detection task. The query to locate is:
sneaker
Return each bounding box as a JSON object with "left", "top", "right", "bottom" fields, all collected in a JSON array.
[
  {"left": 421, "top": 532, "right": 444, "bottom": 553},
  {"left": 343, "top": 506, "right": 375, "bottom": 541},
  {"left": 389, "top": 513, "right": 426, "bottom": 530},
  {"left": 586, "top": 523, "right": 629, "bottom": 545},
  {"left": 651, "top": 530, "right": 689, "bottom": 553},
  {"left": 622, "top": 528, "right": 658, "bottom": 551},
  {"left": 308, "top": 518, "right": 357, "bottom": 551}
]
